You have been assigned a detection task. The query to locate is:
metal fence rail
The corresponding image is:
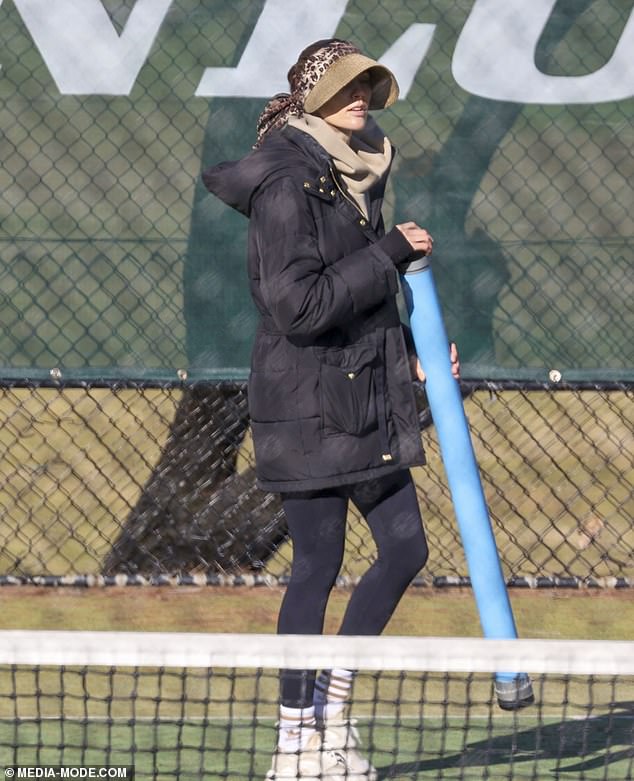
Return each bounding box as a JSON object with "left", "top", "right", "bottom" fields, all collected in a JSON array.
[{"left": 0, "top": 379, "right": 631, "bottom": 587}]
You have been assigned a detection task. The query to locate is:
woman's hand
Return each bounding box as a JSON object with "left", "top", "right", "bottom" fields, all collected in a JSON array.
[
  {"left": 412, "top": 342, "right": 460, "bottom": 382},
  {"left": 396, "top": 221, "right": 434, "bottom": 256}
]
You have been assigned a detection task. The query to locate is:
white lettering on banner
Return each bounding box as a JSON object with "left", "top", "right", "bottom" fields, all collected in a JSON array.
[
  {"left": 11, "top": 0, "right": 172, "bottom": 94},
  {"left": 370, "top": 23, "right": 436, "bottom": 99},
  {"left": 452, "top": 0, "right": 634, "bottom": 104},
  {"left": 194, "top": 0, "right": 435, "bottom": 100},
  {"left": 196, "top": 0, "right": 347, "bottom": 97},
  {"left": 1, "top": 0, "right": 632, "bottom": 102}
]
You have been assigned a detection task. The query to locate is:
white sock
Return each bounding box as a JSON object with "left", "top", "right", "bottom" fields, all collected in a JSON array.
[
  {"left": 277, "top": 705, "right": 317, "bottom": 753},
  {"left": 314, "top": 668, "right": 354, "bottom": 723}
]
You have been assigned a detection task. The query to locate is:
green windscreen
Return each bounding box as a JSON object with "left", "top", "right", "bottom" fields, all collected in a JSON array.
[{"left": 1, "top": 0, "right": 632, "bottom": 382}]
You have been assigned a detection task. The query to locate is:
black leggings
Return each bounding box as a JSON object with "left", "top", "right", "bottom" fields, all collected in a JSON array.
[{"left": 278, "top": 470, "right": 428, "bottom": 707}]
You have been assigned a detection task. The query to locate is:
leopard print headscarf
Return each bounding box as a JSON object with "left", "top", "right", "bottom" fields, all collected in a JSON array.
[{"left": 255, "top": 39, "right": 360, "bottom": 146}]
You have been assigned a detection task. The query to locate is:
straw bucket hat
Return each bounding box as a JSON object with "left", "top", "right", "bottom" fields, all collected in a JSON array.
[
  {"left": 303, "top": 51, "right": 399, "bottom": 113},
  {"left": 255, "top": 39, "right": 399, "bottom": 145}
]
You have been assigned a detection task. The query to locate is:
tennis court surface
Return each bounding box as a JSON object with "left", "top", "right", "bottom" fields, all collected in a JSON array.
[{"left": 1, "top": 631, "right": 633, "bottom": 780}]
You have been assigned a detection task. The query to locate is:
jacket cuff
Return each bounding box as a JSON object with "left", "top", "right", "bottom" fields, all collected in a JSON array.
[{"left": 376, "top": 226, "right": 413, "bottom": 264}]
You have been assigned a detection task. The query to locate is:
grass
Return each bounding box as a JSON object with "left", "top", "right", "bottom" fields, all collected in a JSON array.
[
  {"left": 2, "top": 585, "right": 634, "bottom": 639},
  {"left": 0, "top": 387, "right": 632, "bottom": 583}
]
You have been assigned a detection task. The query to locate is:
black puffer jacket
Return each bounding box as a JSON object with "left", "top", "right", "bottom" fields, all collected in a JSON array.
[{"left": 203, "top": 124, "right": 425, "bottom": 492}]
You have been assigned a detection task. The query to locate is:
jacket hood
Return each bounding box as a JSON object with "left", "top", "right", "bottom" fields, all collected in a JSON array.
[{"left": 202, "top": 127, "right": 328, "bottom": 218}]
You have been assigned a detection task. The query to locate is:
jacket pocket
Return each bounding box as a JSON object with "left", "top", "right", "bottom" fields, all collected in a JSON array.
[{"left": 318, "top": 343, "right": 379, "bottom": 436}]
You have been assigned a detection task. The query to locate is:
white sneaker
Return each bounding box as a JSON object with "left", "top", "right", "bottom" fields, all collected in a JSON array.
[
  {"left": 265, "top": 731, "right": 346, "bottom": 780},
  {"left": 321, "top": 720, "right": 377, "bottom": 781}
]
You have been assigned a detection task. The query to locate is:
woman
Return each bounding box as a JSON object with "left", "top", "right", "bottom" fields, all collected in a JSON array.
[{"left": 203, "top": 38, "right": 459, "bottom": 781}]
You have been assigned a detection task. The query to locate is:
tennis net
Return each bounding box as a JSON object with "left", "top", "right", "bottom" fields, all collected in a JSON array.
[{"left": 1, "top": 630, "right": 633, "bottom": 780}]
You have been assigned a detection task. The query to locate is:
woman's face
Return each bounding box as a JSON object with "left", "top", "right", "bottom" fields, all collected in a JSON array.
[{"left": 316, "top": 71, "right": 373, "bottom": 137}]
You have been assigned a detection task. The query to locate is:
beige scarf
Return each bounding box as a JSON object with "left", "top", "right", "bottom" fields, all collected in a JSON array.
[{"left": 288, "top": 114, "right": 391, "bottom": 218}]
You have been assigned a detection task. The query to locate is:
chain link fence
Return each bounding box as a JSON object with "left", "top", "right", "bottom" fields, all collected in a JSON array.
[
  {"left": 0, "top": 379, "right": 632, "bottom": 586},
  {"left": 0, "top": 0, "right": 632, "bottom": 585}
]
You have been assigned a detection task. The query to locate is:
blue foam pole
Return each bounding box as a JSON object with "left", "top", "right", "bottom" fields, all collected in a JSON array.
[{"left": 401, "top": 257, "right": 533, "bottom": 705}]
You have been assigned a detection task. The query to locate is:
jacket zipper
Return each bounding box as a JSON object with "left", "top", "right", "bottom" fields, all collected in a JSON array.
[
  {"left": 329, "top": 169, "right": 392, "bottom": 460},
  {"left": 329, "top": 165, "right": 368, "bottom": 222}
]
